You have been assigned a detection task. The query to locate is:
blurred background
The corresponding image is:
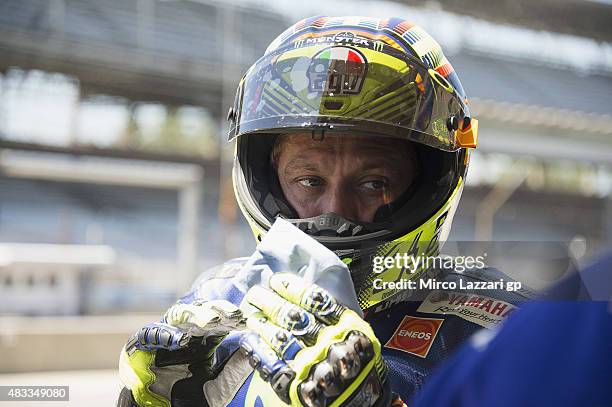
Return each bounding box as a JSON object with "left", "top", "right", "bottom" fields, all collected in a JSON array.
[{"left": 0, "top": 0, "right": 611, "bottom": 404}]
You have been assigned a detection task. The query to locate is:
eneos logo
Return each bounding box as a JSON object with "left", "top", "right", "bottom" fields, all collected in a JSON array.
[{"left": 384, "top": 316, "right": 443, "bottom": 358}]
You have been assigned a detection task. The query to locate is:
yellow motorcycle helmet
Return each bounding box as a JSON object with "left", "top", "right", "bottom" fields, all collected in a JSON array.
[{"left": 227, "top": 16, "right": 478, "bottom": 313}]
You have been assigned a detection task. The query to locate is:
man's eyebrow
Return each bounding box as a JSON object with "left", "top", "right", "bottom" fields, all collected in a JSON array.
[
  {"left": 283, "top": 158, "right": 321, "bottom": 174},
  {"left": 351, "top": 155, "right": 407, "bottom": 172}
]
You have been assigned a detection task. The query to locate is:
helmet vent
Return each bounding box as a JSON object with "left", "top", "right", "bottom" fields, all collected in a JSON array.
[{"left": 323, "top": 100, "right": 344, "bottom": 110}]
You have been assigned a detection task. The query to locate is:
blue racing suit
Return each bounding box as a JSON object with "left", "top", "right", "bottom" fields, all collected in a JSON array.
[{"left": 410, "top": 253, "right": 612, "bottom": 407}]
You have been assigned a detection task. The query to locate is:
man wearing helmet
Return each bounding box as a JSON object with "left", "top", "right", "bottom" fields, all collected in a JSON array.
[{"left": 118, "top": 16, "right": 533, "bottom": 407}]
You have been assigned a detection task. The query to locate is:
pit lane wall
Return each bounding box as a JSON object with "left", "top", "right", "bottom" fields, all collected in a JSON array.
[{"left": 0, "top": 314, "right": 157, "bottom": 373}]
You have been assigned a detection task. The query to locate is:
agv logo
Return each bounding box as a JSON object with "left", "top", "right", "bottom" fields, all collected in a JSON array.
[{"left": 308, "top": 46, "right": 367, "bottom": 95}]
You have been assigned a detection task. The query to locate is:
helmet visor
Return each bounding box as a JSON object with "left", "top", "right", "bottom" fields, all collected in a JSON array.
[{"left": 228, "top": 42, "right": 469, "bottom": 151}]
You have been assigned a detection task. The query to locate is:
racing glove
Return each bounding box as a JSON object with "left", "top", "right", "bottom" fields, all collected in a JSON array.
[
  {"left": 240, "top": 273, "right": 392, "bottom": 407},
  {"left": 117, "top": 300, "right": 245, "bottom": 407}
]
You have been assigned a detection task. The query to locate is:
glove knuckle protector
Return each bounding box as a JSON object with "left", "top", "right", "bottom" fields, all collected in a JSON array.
[{"left": 243, "top": 276, "right": 391, "bottom": 407}]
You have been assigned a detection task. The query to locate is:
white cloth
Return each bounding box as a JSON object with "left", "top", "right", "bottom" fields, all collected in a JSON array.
[{"left": 232, "top": 218, "right": 363, "bottom": 317}]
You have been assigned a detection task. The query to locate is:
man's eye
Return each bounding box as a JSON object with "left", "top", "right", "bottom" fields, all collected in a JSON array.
[
  {"left": 362, "top": 180, "right": 387, "bottom": 190},
  {"left": 298, "top": 177, "right": 323, "bottom": 187}
]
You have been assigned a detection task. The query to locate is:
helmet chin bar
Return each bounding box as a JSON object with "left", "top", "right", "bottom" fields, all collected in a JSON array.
[{"left": 284, "top": 213, "right": 391, "bottom": 238}]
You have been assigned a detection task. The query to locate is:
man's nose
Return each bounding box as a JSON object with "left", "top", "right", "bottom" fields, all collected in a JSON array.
[{"left": 319, "top": 184, "right": 358, "bottom": 221}]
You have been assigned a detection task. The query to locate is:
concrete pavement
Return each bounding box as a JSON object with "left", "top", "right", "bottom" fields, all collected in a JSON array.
[{"left": 0, "top": 369, "right": 120, "bottom": 406}]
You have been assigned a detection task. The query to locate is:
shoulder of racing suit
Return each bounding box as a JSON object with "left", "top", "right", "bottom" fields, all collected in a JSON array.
[
  {"left": 176, "top": 259, "right": 537, "bottom": 406},
  {"left": 367, "top": 263, "right": 537, "bottom": 403}
]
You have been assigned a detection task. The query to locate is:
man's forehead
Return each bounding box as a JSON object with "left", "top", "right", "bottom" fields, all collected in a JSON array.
[
  {"left": 278, "top": 132, "right": 410, "bottom": 152},
  {"left": 278, "top": 133, "right": 415, "bottom": 175}
]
